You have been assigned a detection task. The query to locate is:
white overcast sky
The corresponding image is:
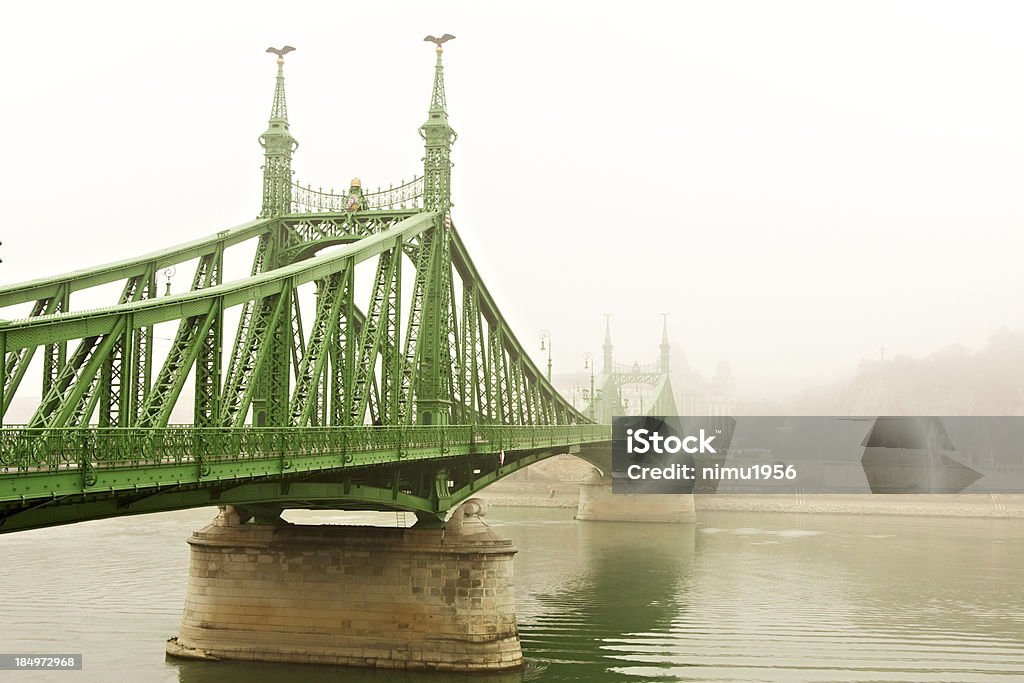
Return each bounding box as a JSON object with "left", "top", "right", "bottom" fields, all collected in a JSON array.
[{"left": 2, "top": 1, "right": 1022, "bottom": 398}]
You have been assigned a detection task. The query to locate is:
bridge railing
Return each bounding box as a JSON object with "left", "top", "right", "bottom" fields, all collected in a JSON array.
[
  {"left": 290, "top": 177, "right": 424, "bottom": 214},
  {"left": 613, "top": 361, "right": 662, "bottom": 375},
  {"left": 0, "top": 424, "right": 610, "bottom": 473}
]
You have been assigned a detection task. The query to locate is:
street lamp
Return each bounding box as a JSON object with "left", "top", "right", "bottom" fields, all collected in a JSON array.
[
  {"left": 539, "top": 330, "right": 552, "bottom": 384},
  {"left": 583, "top": 351, "right": 596, "bottom": 421},
  {"left": 163, "top": 266, "right": 176, "bottom": 296}
]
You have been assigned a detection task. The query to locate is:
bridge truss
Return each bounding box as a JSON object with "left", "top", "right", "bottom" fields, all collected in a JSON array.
[
  {"left": 585, "top": 316, "right": 679, "bottom": 422},
  {"left": 0, "top": 44, "right": 608, "bottom": 532}
]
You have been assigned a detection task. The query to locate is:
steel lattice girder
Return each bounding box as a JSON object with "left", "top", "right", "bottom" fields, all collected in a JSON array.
[
  {"left": 0, "top": 213, "right": 436, "bottom": 351},
  {"left": 0, "top": 219, "right": 274, "bottom": 310},
  {"left": 0, "top": 44, "right": 607, "bottom": 536},
  {"left": 0, "top": 444, "right": 580, "bottom": 535},
  {"left": 0, "top": 212, "right": 587, "bottom": 431},
  {"left": 0, "top": 424, "right": 609, "bottom": 532}
]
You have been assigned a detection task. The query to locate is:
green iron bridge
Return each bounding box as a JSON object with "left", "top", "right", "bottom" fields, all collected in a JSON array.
[{"left": 0, "top": 43, "right": 653, "bottom": 534}]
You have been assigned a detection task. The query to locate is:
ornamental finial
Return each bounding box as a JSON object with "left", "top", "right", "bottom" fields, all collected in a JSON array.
[
  {"left": 266, "top": 45, "right": 296, "bottom": 64},
  {"left": 265, "top": 46, "right": 295, "bottom": 122},
  {"left": 423, "top": 34, "right": 455, "bottom": 54},
  {"left": 422, "top": 34, "right": 454, "bottom": 115}
]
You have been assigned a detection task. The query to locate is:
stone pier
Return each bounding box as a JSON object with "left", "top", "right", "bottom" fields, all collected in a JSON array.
[
  {"left": 166, "top": 501, "right": 522, "bottom": 671},
  {"left": 575, "top": 480, "right": 698, "bottom": 523},
  {"left": 573, "top": 443, "right": 698, "bottom": 523}
]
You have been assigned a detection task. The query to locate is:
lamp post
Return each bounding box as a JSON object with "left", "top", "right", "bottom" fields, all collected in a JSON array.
[
  {"left": 583, "top": 351, "right": 596, "bottom": 421},
  {"left": 163, "top": 266, "right": 176, "bottom": 296},
  {"left": 539, "top": 330, "right": 552, "bottom": 384}
]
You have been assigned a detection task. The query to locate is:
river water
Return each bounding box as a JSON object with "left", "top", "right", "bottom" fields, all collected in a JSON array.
[{"left": 1, "top": 506, "right": 1022, "bottom": 682}]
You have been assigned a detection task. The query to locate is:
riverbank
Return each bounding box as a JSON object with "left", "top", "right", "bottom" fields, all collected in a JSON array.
[
  {"left": 695, "top": 493, "right": 1024, "bottom": 518},
  {"left": 478, "top": 455, "right": 1024, "bottom": 518},
  {"left": 477, "top": 489, "right": 1024, "bottom": 518},
  {"left": 476, "top": 492, "right": 579, "bottom": 508}
]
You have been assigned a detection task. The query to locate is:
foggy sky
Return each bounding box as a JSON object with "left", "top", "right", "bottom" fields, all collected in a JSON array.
[{"left": 2, "top": 1, "right": 1022, "bottom": 399}]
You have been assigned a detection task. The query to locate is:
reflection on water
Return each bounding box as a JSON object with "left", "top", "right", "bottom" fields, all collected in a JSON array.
[
  {"left": 0, "top": 507, "right": 1022, "bottom": 681},
  {"left": 506, "top": 515, "right": 696, "bottom": 681},
  {"left": 171, "top": 660, "right": 527, "bottom": 683},
  {"left": 507, "top": 510, "right": 1024, "bottom": 681}
]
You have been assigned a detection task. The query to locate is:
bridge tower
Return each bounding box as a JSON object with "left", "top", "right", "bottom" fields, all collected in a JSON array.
[
  {"left": 602, "top": 313, "right": 613, "bottom": 374},
  {"left": 414, "top": 40, "right": 457, "bottom": 426},
  {"left": 420, "top": 41, "right": 456, "bottom": 213},
  {"left": 660, "top": 313, "right": 670, "bottom": 373},
  {"left": 586, "top": 317, "right": 679, "bottom": 423},
  {"left": 259, "top": 51, "right": 298, "bottom": 218},
  {"left": 577, "top": 318, "right": 691, "bottom": 523},
  {"left": 166, "top": 42, "right": 523, "bottom": 671},
  {"left": 251, "top": 50, "right": 298, "bottom": 427}
]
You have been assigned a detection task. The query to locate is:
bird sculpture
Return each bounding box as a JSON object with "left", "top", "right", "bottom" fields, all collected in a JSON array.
[
  {"left": 423, "top": 34, "right": 455, "bottom": 48},
  {"left": 265, "top": 46, "right": 296, "bottom": 58}
]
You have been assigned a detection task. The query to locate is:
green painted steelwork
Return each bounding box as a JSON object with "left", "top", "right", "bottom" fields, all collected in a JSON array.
[
  {"left": 0, "top": 41, "right": 604, "bottom": 533},
  {"left": 584, "top": 316, "right": 679, "bottom": 422},
  {"left": 0, "top": 424, "right": 608, "bottom": 533},
  {"left": 0, "top": 219, "right": 274, "bottom": 310}
]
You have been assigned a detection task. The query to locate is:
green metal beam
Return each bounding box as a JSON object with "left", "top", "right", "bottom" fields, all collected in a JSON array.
[
  {"left": 0, "top": 42, "right": 607, "bottom": 541},
  {"left": 449, "top": 227, "right": 588, "bottom": 424},
  {"left": 0, "top": 213, "right": 437, "bottom": 351},
  {"left": 0, "top": 424, "right": 610, "bottom": 532},
  {"left": 0, "top": 219, "right": 273, "bottom": 310}
]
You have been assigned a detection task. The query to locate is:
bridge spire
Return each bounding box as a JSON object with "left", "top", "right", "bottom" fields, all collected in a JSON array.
[
  {"left": 259, "top": 47, "right": 299, "bottom": 217},
  {"left": 660, "top": 313, "right": 670, "bottom": 373},
  {"left": 602, "top": 314, "right": 613, "bottom": 374},
  {"left": 420, "top": 35, "right": 457, "bottom": 212},
  {"left": 413, "top": 35, "right": 458, "bottom": 427}
]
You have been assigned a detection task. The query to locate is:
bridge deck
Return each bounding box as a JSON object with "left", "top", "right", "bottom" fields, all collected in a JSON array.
[{"left": 0, "top": 425, "right": 610, "bottom": 521}]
